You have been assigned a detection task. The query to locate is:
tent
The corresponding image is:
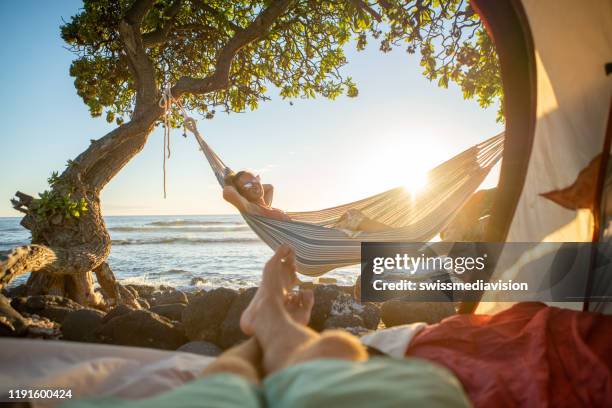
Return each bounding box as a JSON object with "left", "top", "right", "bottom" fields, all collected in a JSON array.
[{"left": 462, "top": 0, "right": 612, "bottom": 314}]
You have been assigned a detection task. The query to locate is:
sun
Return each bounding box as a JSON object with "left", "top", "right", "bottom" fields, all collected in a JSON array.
[{"left": 403, "top": 170, "right": 429, "bottom": 196}]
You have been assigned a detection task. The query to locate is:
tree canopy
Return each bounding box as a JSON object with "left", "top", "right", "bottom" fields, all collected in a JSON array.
[{"left": 61, "top": 0, "right": 503, "bottom": 127}]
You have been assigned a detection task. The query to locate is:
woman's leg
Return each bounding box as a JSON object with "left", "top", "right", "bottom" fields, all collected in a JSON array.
[
  {"left": 355, "top": 216, "right": 392, "bottom": 232},
  {"left": 337, "top": 209, "right": 391, "bottom": 233},
  {"left": 241, "top": 245, "right": 367, "bottom": 375}
]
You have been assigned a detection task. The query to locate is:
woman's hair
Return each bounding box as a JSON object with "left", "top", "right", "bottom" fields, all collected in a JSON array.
[{"left": 224, "top": 170, "right": 253, "bottom": 200}]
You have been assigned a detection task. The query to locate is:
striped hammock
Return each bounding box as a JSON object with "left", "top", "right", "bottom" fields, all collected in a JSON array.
[{"left": 186, "top": 115, "right": 504, "bottom": 276}]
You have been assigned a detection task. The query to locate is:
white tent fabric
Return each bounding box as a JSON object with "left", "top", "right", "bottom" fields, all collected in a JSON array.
[{"left": 477, "top": 0, "right": 612, "bottom": 313}]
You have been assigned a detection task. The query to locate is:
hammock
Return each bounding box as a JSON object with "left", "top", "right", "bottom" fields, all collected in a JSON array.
[{"left": 162, "top": 88, "right": 504, "bottom": 276}]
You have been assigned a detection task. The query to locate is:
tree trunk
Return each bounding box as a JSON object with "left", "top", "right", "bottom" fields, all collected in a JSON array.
[
  {"left": 0, "top": 1, "right": 164, "bottom": 307},
  {"left": 0, "top": 110, "right": 161, "bottom": 308}
]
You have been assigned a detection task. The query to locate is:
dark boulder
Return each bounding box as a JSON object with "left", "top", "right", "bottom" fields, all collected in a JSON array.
[
  {"left": 219, "top": 287, "right": 257, "bottom": 349},
  {"left": 102, "top": 304, "right": 135, "bottom": 324},
  {"left": 137, "top": 298, "right": 150, "bottom": 309},
  {"left": 329, "top": 292, "right": 380, "bottom": 330},
  {"left": 61, "top": 309, "right": 105, "bottom": 342},
  {"left": 380, "top": 300, "right": 455, "bottom": 327},
  {"left": 360, "top": 303, "right": 381, "bottom": 330},
  {"left": 186, "top": 290, "right": 205, "bottom": 303},
  {"left": 97, "top": 309, "right": 187, "bottom": 350},
  {"left": 12, "top": 295, "right": 82, "bottom": 323},
  {"left": 182, "top": 288, "right": 237, "bottom": 342},
  {"left": 124, "top": 285, "right": 139, "bottom": 299},
  {"left": 2, "top": 284, "right": 27, "bottom": 298},
  {"left": 150, "top": 290, "right": 188, "bottom": 306},
  {"left": 0, "top": 294, "right": 28, "bottom": 336},
  {"left": 308, "top": 285, "right": 342, "bottom": 331},
  {"left": 177, "top": 341, "right": 222, "bottom": 357},
  {"left": 125, "top": 284, "right": 156, "bottom": 299},
  {"left": 151, "top": 303, "right": 186, "bottom": 322}
]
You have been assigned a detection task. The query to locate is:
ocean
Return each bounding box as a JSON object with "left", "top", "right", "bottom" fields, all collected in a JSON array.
[{"left": 0, "top": 215, "right": 358, "bottom": 291}]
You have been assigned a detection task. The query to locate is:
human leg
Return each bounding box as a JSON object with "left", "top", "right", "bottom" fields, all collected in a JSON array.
[
  {"left": 242, "top": 245, "right": 367, "bottom": 375},
  {"left": 200, "top": 337, "right": 262, "bottom": 384}
]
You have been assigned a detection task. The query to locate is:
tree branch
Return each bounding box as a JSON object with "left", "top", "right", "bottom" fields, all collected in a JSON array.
[
  {"left": 192, "top": 0, "right": 243, "bottom": 33},
  {"left": 350, "top": 0, "right": 382, "bottom": 22},
  {"left": 172, "top": 0, "right": 295, "bottom": 97},
  {"left": 142, "top": 0, "right": 183, "bottom": 47},
  {"left": 124, "top": 0, "right": 155, "bottom": 25},
  {"left": 120, "top": 0, "right": 158, "bottom": 114}
]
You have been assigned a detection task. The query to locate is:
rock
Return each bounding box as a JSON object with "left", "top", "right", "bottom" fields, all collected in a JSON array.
[
  {"left": 115, "top": 285, "right": 141, "bottom": 309},
  {"left": 309, "top": 285, "right": 342, "bottom": 331},
  {"left": 137, "top": 298, "right": 150, "bottom": 309},
  {"left": 150, "top": 290, "right": 188, "bottom": 306},
  {"left": 125, "top": 284, "right": 156, "bottom": 299},
  {"left": 330, "top": 292, "right": 359, "bottom": 316},
  {"left": 151, "top": 303, "right": 186, "bottom": 322},
  {"left": 0, "top": 294, "right": 28, "bottom": 336},
  {"left": 380, "top": 300, "right": 455, "bottom": 327},
  {"left": 102, "top": 304, "right": 135, "bottom": 324},
  {"left": 22, "top": 315, "right": 60, "bottom": 339},
  {"left": 124, "top": 285, "right": 139, "bottom": 299},
  {"left": 327, "top": 292, "right": 380, "bottom": 330},
  {"left": 324, "top": 314, "right": 365, "bottom": 330},
  {"left": 182, "top": 288, "right": 237, "bottom": 342},
  {"left": 12, "top": 295, "right": 82, "bottom": 324},
  {"left": 186, "top": 290, "right": 205, "bottom": 303},
  {"left": 219, "top": 287, "right": 257, "bottom": 349},
  {"left": 97, "top": 309, "right": 187, "bottom": 350},
  {"left": 360, "top": 303, "right": 381, "bottom": 330},
  {"left": 177, "top": 341, "right": 222, "bottom": 357},
  {"left": 61, "top": 309, "right": 105, "bottom": 342},
  {"left": 3, "top": 284, "right": 27, "bottom": 298}
]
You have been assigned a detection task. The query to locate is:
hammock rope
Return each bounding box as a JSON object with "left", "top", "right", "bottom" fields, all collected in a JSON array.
[{"left": 159, "top": 86, "right": 505, "bottom": 276}]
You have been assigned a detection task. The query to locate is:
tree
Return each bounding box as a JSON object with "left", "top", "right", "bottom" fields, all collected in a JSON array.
[{"left": 0, "top": 0, "right": 500, "bottom": 307}]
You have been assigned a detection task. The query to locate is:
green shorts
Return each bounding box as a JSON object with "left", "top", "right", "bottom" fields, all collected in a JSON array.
[{"left": 64, "top": 357, "right": 471, "bottom": 408}]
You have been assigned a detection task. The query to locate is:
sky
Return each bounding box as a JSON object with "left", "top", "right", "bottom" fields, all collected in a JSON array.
[{"left": 0, "top": 1, "right": 503, "bottom": 217}]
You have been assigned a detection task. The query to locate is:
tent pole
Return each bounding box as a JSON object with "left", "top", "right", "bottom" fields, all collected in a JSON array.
[
  {"left": 458, "top": 0, "right": 537, "bottom": 314},
  {"left": 583, "top": 100, "right": 612, "bottom": 312}
]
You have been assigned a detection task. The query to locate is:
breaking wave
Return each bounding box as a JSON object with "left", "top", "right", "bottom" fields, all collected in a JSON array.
[
  {"left": 109, "top": 225, "right": 250, "bottom": 232},
  {"left": 146, "top": 220, "right": 244, "bottom": 227},
  {"left": 112, "top": 237, "right": 259, "bottom": 246}
]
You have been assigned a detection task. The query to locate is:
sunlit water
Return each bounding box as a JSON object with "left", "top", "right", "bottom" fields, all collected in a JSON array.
[{"left": 0, "top": 215, "right": 358, "bottom": 291}]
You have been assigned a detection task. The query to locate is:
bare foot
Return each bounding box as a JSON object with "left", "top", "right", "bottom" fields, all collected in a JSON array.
[
  {"left": 285, "top": 289, "right": 314, "bottom": 326},
  {"left": 240, "top": 245, "right": 298, "bottom": 335}
]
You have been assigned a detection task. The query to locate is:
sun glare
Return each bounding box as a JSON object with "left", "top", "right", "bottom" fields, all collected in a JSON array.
[{"left": 404, "top": 171, "right": 429, "bottom": 195}]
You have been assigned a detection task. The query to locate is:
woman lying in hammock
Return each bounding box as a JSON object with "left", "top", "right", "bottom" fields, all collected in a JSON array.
[{"left": 222, "top": 170, "right": 391, "bottom": 233}]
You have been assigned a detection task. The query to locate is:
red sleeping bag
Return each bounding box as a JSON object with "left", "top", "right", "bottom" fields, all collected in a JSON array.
[{"left": 405, "top": 302, "right": 612, "bottom": 407}]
